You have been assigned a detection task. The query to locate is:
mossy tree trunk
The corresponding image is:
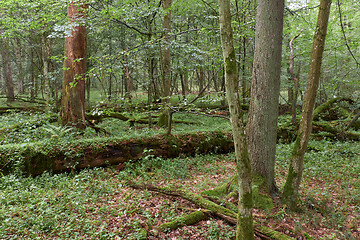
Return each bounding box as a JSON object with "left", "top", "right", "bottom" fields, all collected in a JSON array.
[
  {"left": 161, "top": 0, "right": 172, "bottom": 102},
  {"left": 247, "top": 0, "right": 284, "bottom": 195},
  {"left": 218, "top": 1, "right": 254, "bottom": 239},
  {"left": 282, "top": 0, "right": 332, "bottom": 210},
  {"left": 60, "top": 1, "right": 88, "bottom": 128},
  {"left": 158, "top": 0, "right": 172, "bottom": 128}
]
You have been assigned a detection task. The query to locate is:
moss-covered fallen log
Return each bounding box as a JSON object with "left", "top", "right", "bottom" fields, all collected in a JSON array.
[
  {"left": 0, "top": 114, "right": 58, "bottom": 134},
  {"left": 313, "top": 97, "right": 354, "bottom": 121},
  {"left": 312, "top": 121, "right": 360, "bottom": 140},
  {"left": 158, "top": 211, "right": 206, "bottom": 231},
  {"left": 86, "top": 112, "right": 197, "bottom": 125},
  {"left": 0, "top": 131, "right": 233, "bottom": 176},
  {"left": 128, "top": 182, "right": 295, "bottom": 240}
]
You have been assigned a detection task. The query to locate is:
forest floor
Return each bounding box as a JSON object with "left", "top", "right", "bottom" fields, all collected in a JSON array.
[
  {"left": 0, "top": 139, "right": 359, "bottom": 239},
  {"left": 0, "top": 97, "right": 359, "bottom": 239}
]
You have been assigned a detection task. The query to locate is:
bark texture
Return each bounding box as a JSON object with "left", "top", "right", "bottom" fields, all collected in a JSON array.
[
  {"left": 60, "top": 1, "right": 88, "bottom": 128},
  {"left": 218, "top": 0, "right": 254, "bottom": 239},
  {"left": 161, "top": 0, "right": 172, "bottom": 101},
  {"left": 247, "top": 0, "right": 284, "bottom": 194},
  {"left": 1, "top": 38, "right": 15, "bottom": 102},
  {"left": 282, "top": 0, "right": 332, "bottom": 210}
]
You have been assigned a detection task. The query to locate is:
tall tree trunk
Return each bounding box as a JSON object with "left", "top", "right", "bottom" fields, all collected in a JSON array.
[
  {"left": 60, "top": 1, "right": 88, "bottom": 128},
  {"left": 288, "top": 32, "right": 302, "bottom": 124},
  {"left": 15, "top": 39, "right": 25, "bottom": 94},
  {"left": 218, "top": 1, "right": 254, "bottom": 239},
  {"left": 157, "top": 0, "right": 172, "bottom": 128},
  {"left": 161, "top": 0, "right": 172, "bottom": 102},
  {"left": 282, "top": 0, "right": 332, "bottom": 210},
  {"left": 29, "top": 47, "right": 35, "bottom": 101},
  {"left": 124, "top": 51, "right": 131, "bottom": 101},
  {"left": 247, "top": 0, "right": 284, "bottom": 194},
  {"left": 42, "top": 33, "right": 51, "bottom": 104},
  {"left": 1, "top": 40, "right": 15, "bottom": 102}
]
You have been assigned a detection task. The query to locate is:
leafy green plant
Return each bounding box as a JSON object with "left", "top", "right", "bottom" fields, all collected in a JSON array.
[{"left": 42, "top": 124, "right": 74, "bottom": 139}]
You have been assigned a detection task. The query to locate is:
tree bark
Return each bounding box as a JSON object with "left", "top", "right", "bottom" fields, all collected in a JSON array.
[
  {"left": 42, "top": 33, "right": 51, "bottom": 105},
  {"left": 161, "top": 0, "right": 172, "bottom": 102},
  {"left": 15, "top": 39, "right": 25, "bottom": 94},
  {"left": 288, "top": 32, "right": 302, "bottom": 124},
  {"left": 0, "top": 35, "right": 15, "bottom": 102},
  {"left": 247, "top": 0, "right": 284, "bottom": 194},
  {"left": 218, "top": 0, "right": 254, "bottom": 239},
  {"left": 282, "top": 0, "right": 332, "bottom": 210},
  {"left": 60, "top": 1, "right": 88, "bottom": 128}
]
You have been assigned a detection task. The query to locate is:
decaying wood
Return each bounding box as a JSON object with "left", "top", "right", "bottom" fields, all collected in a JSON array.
[
  {"left": 128, "top": 182, "right": 295, "bottom": 240},
  {"left": 1, "top": 131, "right": 234, "bottom": 176},
  {"left": 313, "top": 97, "right": 354, "bottom": 121},
  {"left": 158, "top": 210, "right": 206, "bottom": 231},
  {"left": 85, "top": 112, "right": 196, "bottom": 125}
]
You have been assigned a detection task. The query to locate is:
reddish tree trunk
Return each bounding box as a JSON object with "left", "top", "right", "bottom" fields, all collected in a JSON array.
[{"left": 60, "top": 2, "right": 88, "bottom": 128}]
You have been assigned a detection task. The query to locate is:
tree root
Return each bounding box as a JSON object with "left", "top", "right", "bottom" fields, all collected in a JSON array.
[{"left": 128, "top": 182, "right": 295, "bottom": 240}]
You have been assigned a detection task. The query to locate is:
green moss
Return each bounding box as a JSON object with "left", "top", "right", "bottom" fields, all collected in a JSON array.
[
  {"left": 157, "top": 109, "right": 170, "bottom": 128},
  {"left": 282, "top": 165, "right": 298, "bottom": 210},
  {"left": 225, "top": 50, "right": 237, "bottom": 75},
  {"left": 236, "top": 215, "right": 254, "bottom": 240},
  {"left": 158, "top": 211, "right": 205, "bottom": 231}
]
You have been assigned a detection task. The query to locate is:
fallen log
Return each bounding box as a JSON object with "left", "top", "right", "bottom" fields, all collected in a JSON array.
[
  {"left": 313, "top": 121, "right": 360, "bottom": 141},
  {"left": 313, "top": 97, "right": 354, "bottom": 121},
  {"left": 158, "top": 210, "right": 207, "bottom": 232},
  {"left": 128, "top": 182, "right": 295, "bottom": 240},
  {"left": 86, "top": 112, "right": 197, "bottom": 125},
  {"left": 0, "top": 131, "right": 234, "bottom": 176}
]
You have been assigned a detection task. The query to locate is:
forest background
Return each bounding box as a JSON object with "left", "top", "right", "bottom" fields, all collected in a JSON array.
[{"left": 0, "top": 0, "right": 359, "bottom": 239}]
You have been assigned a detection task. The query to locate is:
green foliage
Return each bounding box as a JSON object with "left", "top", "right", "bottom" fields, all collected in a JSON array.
[{"left": 42, "top": 124, "right": 74, "bottom": 139}]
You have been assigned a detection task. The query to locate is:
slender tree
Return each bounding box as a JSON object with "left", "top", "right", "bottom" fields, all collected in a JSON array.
[
  {"left": 283, "top": 0, "right": 332, "bottom": 210},
  {"left": 247, "top": 0, "right": 284, "bottom": 194},
  {"left": 157, "top": 0, "right": 172, "bottom": 128},
  {"left": 219, "top": 0, "right": 254, "bottom": 239},
  {"left": 60, "top": 1, "right": 88, "bottom": 128},
  {"left": 161, "top": 0, "right": 172, "bottom": 101},
  {"left": 0, "top": 37, "right": 15, "bottom": 102}
]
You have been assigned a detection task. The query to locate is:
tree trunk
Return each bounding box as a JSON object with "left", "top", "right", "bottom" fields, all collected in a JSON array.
[
  {"left": 161, "top": 0, "right": 172, "bottom": 102},
  {"left": 218, "top": 1, "right": 254, "bottom": 239},
  {"left": 0, "top": 30, "right": 15, "bottom": 102},
  {"left": 282, "top": 0, "right": 332, "bottom": 210},
  {"left": 247, "top": 0, "right": 284, "bottom": 194},
  {"left": 15, "top": 39, "right": 25, "bottom": 94},
  {"left": 288, "top": 32, "right": 302, "bottom": 124},
  {"left": 60, "top": 1, "right": 88, "bottom": 128},
  {"left": 29, "top": 47, "right": 35, "bottom": 101},
  {"left": 1, "top": 42, "right": 15, "bottom": 102},
  {"left": 42, "top": 33, "right": 51, "bottom": 105}
]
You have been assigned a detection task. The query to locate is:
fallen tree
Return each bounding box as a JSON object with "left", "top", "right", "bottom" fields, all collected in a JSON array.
[
  {"left": 129, "top": 182, "right": 295, "bottom": 240},
  {"left": 313, "top": 97, "right": 354, "bottom": 121},
  {"left": 0, "top": 131, "right": 234, "bottom": 176}
]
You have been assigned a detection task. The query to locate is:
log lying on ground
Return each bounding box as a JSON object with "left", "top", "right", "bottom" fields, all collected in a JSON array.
[
  {"left": 313, "top": 97, "right": 354, "bottom": 121},
  {"left": 158, "top": 211, "right": 207, "bottom": 232},
  {"left": 0, "top": 131, "right": 233, "bottom": 176},
  {"left": 128, "top": 182, "right": 295, "bottom": 240},
  {"left": 0, "top": 114, "right": 58, "bottom": 134},
  {"left": 86, "top": 112, "right": 197, "bottom": 125},
  {"left": 313, "top": 121, "right": 360, "bottom": 140},
  {"left": 0, "top": 106, "right": 46, "bottom": 114}
]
